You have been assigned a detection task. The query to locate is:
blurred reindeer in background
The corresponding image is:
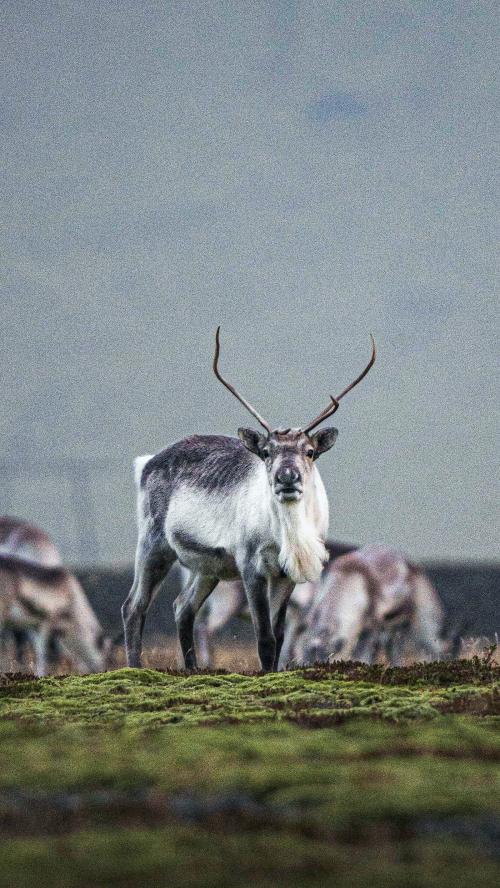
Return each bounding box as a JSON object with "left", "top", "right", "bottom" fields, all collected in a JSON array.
[
  {"left": 0, "top": 516, "right": 63, "bottom": 668},
  {"left": 297, "top": 544, "right": 453, "bottom": 666},
  {"left": 0, "top": 517, "right": 109, "bottom": 674},
  {"left": 0, "top": 552, "right": 109, "bottom": 675},
  {"left": 195, "top": 543, "right": 453, "bottom": 669}
]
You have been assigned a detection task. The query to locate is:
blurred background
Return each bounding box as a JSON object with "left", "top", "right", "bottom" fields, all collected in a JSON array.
[{"left": 1, "top": 1, "right": 498, "bottom": 565}]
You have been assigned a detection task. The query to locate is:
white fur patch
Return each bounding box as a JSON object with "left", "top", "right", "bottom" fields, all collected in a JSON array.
[
  {"left": 133, "top": 454, "right": 153, "bottom": 487},
  {"left": 133, "top": 455, "right": 154, "bottom": 531},
  {"left": 165, "top": 464, "right": 272, "bottom": 555},
  {"left": 275, "top": 500, "right": 328, "bottom": 584},
  {"left": 273, "top": 467, "right": 329, "bottom": 584}
]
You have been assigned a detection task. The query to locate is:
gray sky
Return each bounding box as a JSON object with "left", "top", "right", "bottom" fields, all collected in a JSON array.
[{"left": 1, "top": 0, "right": 498, "bottom": 563}]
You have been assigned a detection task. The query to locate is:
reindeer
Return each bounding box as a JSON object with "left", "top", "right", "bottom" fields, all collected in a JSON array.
[
  {"left": 0, "top": 552, "right": 108, "bottom": 675},
  {"left": 122, "top": 328, "right": 375, "bottom": 671},
  {"left": 195, "top": 541, "right": 357, "bottom": 668},
  {"left": 0, "top": 517, "right": 64, "bottom": 668},
  {"left": 297, "top": 544, "right": 449, "bottom": 666}
]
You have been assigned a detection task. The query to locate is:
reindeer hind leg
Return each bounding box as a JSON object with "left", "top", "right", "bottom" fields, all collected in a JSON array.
[
  {"left": 174, "top": 574, "right": 218, "bottom": 670},
  {"left": 122, "top": 539, "right": 176, "bottom": 668}
]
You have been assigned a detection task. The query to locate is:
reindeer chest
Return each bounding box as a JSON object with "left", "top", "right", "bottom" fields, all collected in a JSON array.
[{"left": 254, "top": 543, "right": 285, "bottom": 578}]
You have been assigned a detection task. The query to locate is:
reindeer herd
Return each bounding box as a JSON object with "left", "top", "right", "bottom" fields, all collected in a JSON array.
[{"left": 1, "top": 330, "right": 458, "bottom": 676}]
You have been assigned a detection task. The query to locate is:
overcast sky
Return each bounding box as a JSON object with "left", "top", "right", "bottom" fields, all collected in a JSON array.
[{"left": 1, "top": 1, "right": 498, "bottom": 563}]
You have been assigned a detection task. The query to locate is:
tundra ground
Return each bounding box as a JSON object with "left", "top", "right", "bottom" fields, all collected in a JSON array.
[{"left": 0, "top": 657, "right": 498, "bottom": 887}]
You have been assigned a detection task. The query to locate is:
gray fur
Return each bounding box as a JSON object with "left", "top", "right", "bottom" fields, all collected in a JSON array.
[{"left": 141, "top": 435, "right": 255, "bottom": 494}]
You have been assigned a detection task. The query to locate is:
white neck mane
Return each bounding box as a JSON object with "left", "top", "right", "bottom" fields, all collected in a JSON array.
[{"left": 272, "top": 468, "right": 329, "bottom": 584}]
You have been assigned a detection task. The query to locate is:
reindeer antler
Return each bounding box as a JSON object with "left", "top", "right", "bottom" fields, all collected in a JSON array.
[
  {"left": 213, "top": 327, "right": 272, "bottom": 434},
  {"left": 303, "top": 335, "right": 376, "bottom": 434}
]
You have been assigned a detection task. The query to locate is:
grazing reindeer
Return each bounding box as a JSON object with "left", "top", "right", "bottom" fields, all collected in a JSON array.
[
  {"left": 0, "top": 552, "right": 108, "bottom": 675},
  {"left": 299, "top": 545, "right": 447, "bottom": 666},
  {"left": 122, "top": 328, "right": 375, "bottom": 671},
  {"left": 195, "top": 541, "right": 357, "bottom": 668},
  {"left": 0, "top": 517, "right": 63, "bottom": 667}
]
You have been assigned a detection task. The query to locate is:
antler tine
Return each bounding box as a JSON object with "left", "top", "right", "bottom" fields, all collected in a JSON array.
[
  {"left": 303, "top": 396, "right": 341, "bottom": 434},
  {"left": 304, "top": 335, "right": 376, "bottom": 434},
  {"left": 213, "top": 327, "right": 272, "bottom": 434}
]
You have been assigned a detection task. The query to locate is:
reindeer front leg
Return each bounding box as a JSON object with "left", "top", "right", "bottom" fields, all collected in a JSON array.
[
  {"left": 270, "top": 578, "right": 295, "bottom": 670},
  {"left": 240, "top": 563, "right": 275, "bottom": 672}
]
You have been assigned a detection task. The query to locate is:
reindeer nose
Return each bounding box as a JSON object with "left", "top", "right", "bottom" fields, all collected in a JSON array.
[{"left": 276, "top": 465, "right": 300, "bottom": 486}]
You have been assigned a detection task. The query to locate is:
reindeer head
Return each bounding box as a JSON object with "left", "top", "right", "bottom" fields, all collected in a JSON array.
[
  {"left": 213, "top": 327, "right": 376, "bottom": 504},
  {"left": 237, "top": 426, "right": 338, "bottom": 502}
]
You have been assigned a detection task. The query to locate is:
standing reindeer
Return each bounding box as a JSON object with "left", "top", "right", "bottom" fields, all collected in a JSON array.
[
  {"left": 297, "top": 544, "right": 448, "bottom": 666},
  {"left": 122, "top": 328, "right": 375, "bottom": 671}
]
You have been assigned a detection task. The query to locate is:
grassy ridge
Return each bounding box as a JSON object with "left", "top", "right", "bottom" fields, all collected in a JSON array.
[
  {"left": 0, "top": 660, "right": 498, "bottom": 887},
  {"left": 0, "top": 659, "right": 497, "bottom": 728}
]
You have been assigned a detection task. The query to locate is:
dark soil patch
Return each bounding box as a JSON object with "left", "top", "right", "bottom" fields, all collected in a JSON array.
[{"left": 302, "top": 657, "right": 498, "bottom": 686}]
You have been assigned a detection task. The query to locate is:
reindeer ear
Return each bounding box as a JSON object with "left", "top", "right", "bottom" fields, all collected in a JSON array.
[
  {"left": 309, "top": 427, "right": 338, "bottom": 458},
  {"left": 238, "top": 428, "right": 267, "bottom": 456}
]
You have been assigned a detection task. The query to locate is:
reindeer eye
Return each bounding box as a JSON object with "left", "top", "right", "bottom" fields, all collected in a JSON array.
[
  {"left": 262, "top": 447, "right": 270, "bottom": 459},
  {"left": 306, "top": 448, "right": 315, "bottom": 459}
]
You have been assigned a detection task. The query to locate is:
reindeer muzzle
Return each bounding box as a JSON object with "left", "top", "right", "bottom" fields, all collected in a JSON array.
[{"left": 274, "top": 465, "right": 303, "bottom": 501}]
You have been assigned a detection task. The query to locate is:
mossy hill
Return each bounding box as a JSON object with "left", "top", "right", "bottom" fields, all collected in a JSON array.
[{"left": 0, "top": 659, "right": 498, "bottom": 887}]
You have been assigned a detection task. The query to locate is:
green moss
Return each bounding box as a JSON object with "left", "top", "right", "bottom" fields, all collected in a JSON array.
[{"left": 0, "top": 664, "right": 497, "bottom": 729}]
